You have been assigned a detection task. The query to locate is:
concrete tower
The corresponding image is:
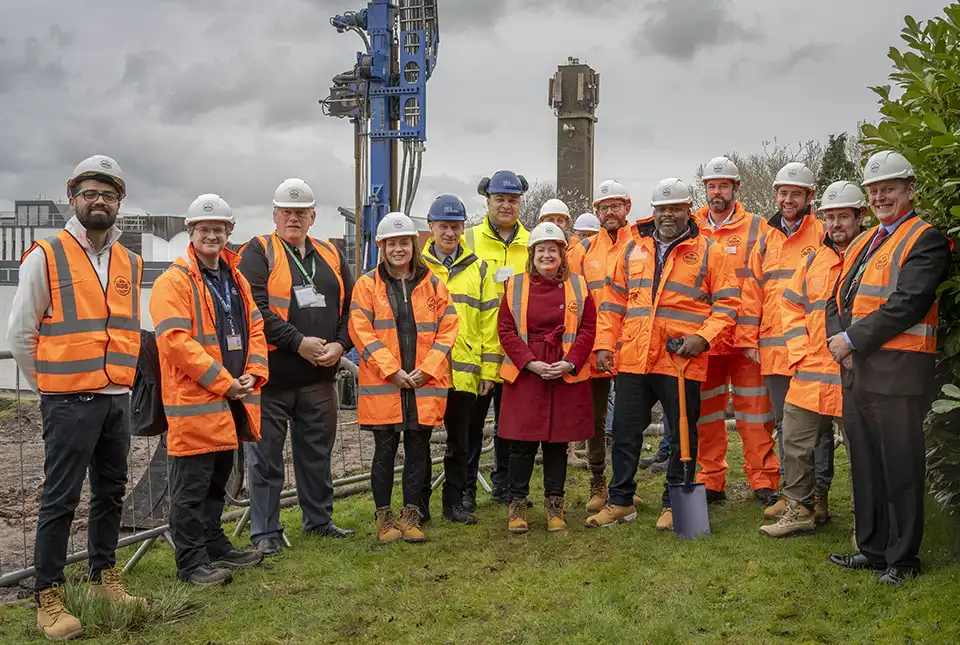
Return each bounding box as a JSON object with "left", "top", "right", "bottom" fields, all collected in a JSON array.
[{"left": 548, "top": 57, "right": 600, "bottom": 215}]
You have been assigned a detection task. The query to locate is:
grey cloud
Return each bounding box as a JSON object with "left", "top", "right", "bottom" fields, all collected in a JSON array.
[
  {"left": 763, "top": 43, "right": 834, "bottom": 76},
  {"left": 632, "top": 0, "right": 759, "bottom": 61},
  {"left": 0, "top": 34, "right": 67, "bottom": 94}
]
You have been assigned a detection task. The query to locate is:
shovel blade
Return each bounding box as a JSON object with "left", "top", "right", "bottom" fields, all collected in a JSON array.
[{"left": 669, "top": 482, "right": 711, "bottom": 540}]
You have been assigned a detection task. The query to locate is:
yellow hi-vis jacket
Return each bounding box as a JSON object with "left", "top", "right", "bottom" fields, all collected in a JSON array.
[
  {"left": 463, "top": 217, "right": 530, "bottom": 294},
  {"left": 423, "top": 239, "right": 503, "bottom": 392}
]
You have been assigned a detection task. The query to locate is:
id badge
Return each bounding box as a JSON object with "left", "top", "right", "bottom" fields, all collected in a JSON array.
[
  {"left": 494, "top": 267, "right": 514, "bottom": 283},
  {"left": 227, "top": 334, "right": 243, "bottom": 351},
  {"left": 294, "top": 285, "right": 320, "bottom": 308},
  {"left": 725, "top": 247, "right": 737, "bottom": 254}
]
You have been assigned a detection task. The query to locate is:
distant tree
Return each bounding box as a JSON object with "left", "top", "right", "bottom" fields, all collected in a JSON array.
[
  {"left": 519, "top": 181, "right": 557, "bottom": 231},
  {"left": 817, "top": 132, "right": 860, "bottom": 194}
]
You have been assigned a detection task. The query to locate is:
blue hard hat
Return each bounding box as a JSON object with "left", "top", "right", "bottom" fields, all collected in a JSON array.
[
  {"left": 478, "top": 170, "right": 527, "bottom": 196},
  {"left": 427, "top": 194, "right": 467, "bottom": 221}
]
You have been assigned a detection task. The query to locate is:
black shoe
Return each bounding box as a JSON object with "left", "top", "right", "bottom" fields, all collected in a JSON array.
[
  {"left": 490, "top": 490, "right": 510, "bottom": 506},
  {"left": 878, "top": 566, "right": 919, "bottom": 586},
  {"left": 705, "top": 489, "right": 726, "bottom": 504},
  {"left": 254, "top": 536, "right": 284, "bottom": 556},
  {"left": 462, "top": 488, "right": 477, "bottom": 513},
  {"left": 442, "top": 505, "right": 478, "bottom": 524},
  {"left": 309, "top": 523, "right": 356, "bottom": 538},
  {"left": 181, "top": 564, "right": 233, "bottom": 587},
  {"left": 211, "top": 548, "right": 264, "bottom": 570},
  {"left": 828, "top": 552, "right": 887, "bottom": 572},
  {"left": 638, "top": 456, "right": 658, "bottom": 470},
  {"left": 754, "top": 488, "right": 778, "bottom": 506},
  {"left": 420, "top": 489, "right": 433, "bottom": 523},
  {"left": 650, "top": 460, "right": 669, "bottom": 474}
]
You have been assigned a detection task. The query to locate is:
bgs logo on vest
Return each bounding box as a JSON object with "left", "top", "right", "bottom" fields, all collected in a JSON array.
[
  {"left": 426, "top": 296, "right": 439, "bottom": 312},
  {"left": 683, "top": 252, "right": 700, "bottom": 266},
  {"left": 114, "top": 276, "right": 132, "bottom": 297},
  {"left": 727, "top": 236, "right": 742, "bottom": 247},
  {"left": 875, "top": 255, "right": 890, "bottom": 270},
  {"left": 567, "top": 300, "right": 579, "bottom": 316},
  {"left": 801, "top": 246, "right": 816, "bottom": 257}
]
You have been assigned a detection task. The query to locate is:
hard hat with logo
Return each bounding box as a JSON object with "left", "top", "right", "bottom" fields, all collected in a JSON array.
[
  {"left": 527, "top": 222, "right": 568, "bottom": 248},
  {"left": 773, "top": 162, "right": 816, "bottom": 190},
  {"left": 427, "top": 194, "right": 467, "bottom": 222},
  {"left": 593, "top": 179, "right": 631, "bottom": 207},
  {"left": 376, "top": 212, "right": 418, "bottom": 244},
  {"left": 819, "top": 181, "right": 866, "bottom": 211},
  {"left": 478, "top": 170, "right": 528, "bottom": 196},
  {"left": 574, "top": 213, "right": 601, "bottom": 233},
  {"left": 185, "top": 194, "right": 235, "bottom": 226},
  {"left": 650, "top": 178, "right": 694, "bottom": 207},
  {"left": 67, "top": 155, "right": 126, "bottom": 197},
  {"left": 701, "top": 156, "right": 741, "bottom": 183},
  {"left": 861, "top": 151, "right": 915, "bottom": 186},
  {"left": 539, "top": 198, "right": 571, "bottom": 221},
  {"left": 273, "top": 178, "right": 317, "bottom": 208}
]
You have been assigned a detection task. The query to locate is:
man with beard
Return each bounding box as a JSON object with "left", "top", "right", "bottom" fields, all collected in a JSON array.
[{"left": 8, "top": 155, "right": 143, "bottom": 640}]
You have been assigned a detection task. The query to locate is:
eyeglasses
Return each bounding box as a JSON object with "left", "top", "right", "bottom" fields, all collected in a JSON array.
[
  {"left": 195, "top": 226, "right": 228, "bottom": 237},
  {"left": 78, "top": 189, "right": 120, "bottom": 204},
  {"left": 597, "top": 203, "right": 625, "bottom": 214}
]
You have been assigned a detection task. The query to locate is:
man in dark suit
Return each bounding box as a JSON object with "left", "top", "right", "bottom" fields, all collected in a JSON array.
[{"left": 825, "top": 151, "right": 951, "bottom": 586}]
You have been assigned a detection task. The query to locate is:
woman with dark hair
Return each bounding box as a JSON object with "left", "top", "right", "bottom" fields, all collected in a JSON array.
[{"left": 497, "top": 222, "right": 597, "bottom": 533}]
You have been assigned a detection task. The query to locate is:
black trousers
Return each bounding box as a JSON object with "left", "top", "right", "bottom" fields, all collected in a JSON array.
[
  {"left": 843, "top": 386, "right": 926, "bottom": 569},
  {"left": 371, "top": 428, "right": 433, "bottom": 508},
  {"left": 169, "top": 450, "right": 235, "bottom": 577},
  {"left": 466, "top": 384, "right": 508, "bottom": 494},
  {"left": 34, "top": 393, "right": 130, "bottom": 592},
  {"left": 509, "top": 441, "right": 568, "bottom": 500},
  {"left": 439, "top": 389, "right": 476, "bottom": 508},
  {"left": 609, "top": 373, "right": 701, "bottom": 508}
]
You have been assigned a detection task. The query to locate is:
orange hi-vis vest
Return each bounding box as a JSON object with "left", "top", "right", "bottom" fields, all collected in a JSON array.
[
  {"left": 837, "top": 215, "right": 939, "bottom": 354},
  {"left": 596, "top": 222, "right": 741, "bottom": 383},
  {"left": 782, "top": 241, "right": 844, "bottom": 417},
  {"left": 150, "top": 246, "right": 269, "bottom": 457},
  {"left": 29, "top": 231, "right": 142, "bottom": 394},
  {"left": 498, "top": 272, "right": 591, "bottom": 385},
  {"left": 567, "top": 226, "right": 632, "bottom": 377},
  {"left": 348, "top": 266, "right": 459, "bottom": 427},
  {"left": 738, "top": 212, "right": 825, "bottom": 376},
  {"left": 693, "top": 201, "right": 770, "bottom": 354}
]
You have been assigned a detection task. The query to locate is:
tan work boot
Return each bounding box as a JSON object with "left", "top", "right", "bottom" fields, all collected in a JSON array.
[
  {"left": 759, "top": 500, "right": 816, "bottom": 538},
  {"left": 585, "top": 473, "right": 607, "bottom": 513},
  {"left": 375, "top": 507, "right": 403, "bottom": 544},
  {"left": 763, "top": 497, "right": 788, "bottom": 520},
  {"left": 813, "top": 484, "right": 830, "bottom": 524},
  {"left": 545, "top": 496, "right": 568, "bottom": 532},
  {"left": 88, "top": 568, "right": 142, "bottom": 605},
  {"left": 508, "top": 500, "right": 529, "bottom": 534},
  {"left": 399, "top": 505, "right": 426, "bottom": 543},
  {"left": 633, "top": 495, "right": 643, "bottom": 507},
  {"left": 36, "top": 585, "right": 83, "bottom": 641},
  {"left": 585, "top": 504, "right": 637, "bottom": 528},
  {"left": 655, "top": 508, "right": 673, "bottom": 532}
]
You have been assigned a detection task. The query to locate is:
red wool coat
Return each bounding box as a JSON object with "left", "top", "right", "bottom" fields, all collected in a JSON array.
[{"left": 498, "top": 274, "right": 596, "bottom": 443}]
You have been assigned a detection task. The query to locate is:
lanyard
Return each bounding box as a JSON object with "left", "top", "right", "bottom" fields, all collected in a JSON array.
[
  {"left": 282, "top": 239, "right": 316, "bottom": 284},
  {"left": 203, "top": 272, "right": 236, "bottom": 335}
]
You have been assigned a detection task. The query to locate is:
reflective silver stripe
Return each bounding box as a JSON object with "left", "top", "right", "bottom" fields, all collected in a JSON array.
[
  {"left": 351, "top": 303, "right": 375, "bottom": 321},
  {"left": 586, "top": 280, "right": 604, "bottom": 290},
  {"left": 745, "top": 214, "right": 761, "bottom": 258},
  {"left": 854, "top": 218, "right": 927, "bottom": 299},
  {"left": 758, "top": 336, "right": 786, "bottom": 348},
  {"left": 569, "top": 275, "right": 585, "bottom": 327},
  {"left": 47, "top": 235, "right": 78, "bottom": 322},
  {"left": 562, "top": 333, "right": 577, "bottom": 343},
  {"left": 479, "top": 299, "right": 500, "bottom": 311},
  {"left": 451, "top": 293, "right": 483, "bottom": 309},
  {"left": 268, "top": 295, "right": 290, "bottom": 309},
  {"left": 246, "top": 394, "right": 262, "bottom": 406},
  {"left": 105, "top": 351, "right": 138, "bottom": 368},
  {"left": 452, "top": 361, "right": 481, "bottom": 375},
  {"left": 263, "top": 235, "right": 276, "bottom": 270},
  {"left": 711, "top": 288, "right": 740, "bottom": 302},
  {"left": 39, "top": 318, "right": 108, "bottom": 337},
  {"left": 248, "top": 354, "right": 268, "bottom": 367},
  {"left": 711, "top": 304, "right": 738, "bottom": 321},
  {"left": 739, "top": 316, "right": 760, "bottom": 326},
  {"left": 197, "top": 334, "right": 219, "bottom": 345},
  {"left": 626, "top": 306, "right": 651, "bottom": 318},
  {"left": 359, "top": 384, "right": 400, "bottom": 396},
  {"left": 794, "top": 371, "right": 842, "bottom": 385},
  {"left": 444, "top": 305, "right": 457, "bottom": 316},
  {"left": 481, "top": 353, "right": 503, "bottom": 364},
  {"left": 173, "top": 265, "right": 210, "bottom": 345},
  {"left": 663, "top": 281, "right": 704, "bottom": 300},
  {"left": 784, "top": 327, "right": 807, "bottom": 341},
  {"left": 608, "top": 279, "right": 628, "bottom": 295},
  {"left": 155, "top": 317, "right": 193, "bottom": 337},
  {"left": 251, "top": 308, "right": 263, "bottom": 322},
  {"left": 415, "top": 387, "right": 448, "bottom": 398},
  {"left": 693, "top": 244, "right": 711, "bottom": 292},
  {"left": 510, "top": 275, "right": 525, "bottom": 334},
  {"left": 701, "top": 385, "right": 728, "bottom": 400},
  {"left": 599, "top": 302, "right": 626, "bottom": 315},
  {"left": 734, "top": 410, "right": 775, "bottom": 424},
  {"left": 362, "top": 340, "right": 387, "bottom": 361},
  {"left": 732, "top": 386, "right": 767, "bottom": 397},
  {"left": 165, "top": 400, "right": 230, "bottom": 418},
  {"left": 37, "top": 357, "right": 105, "bottom": 375},
  {"left": 417, "top": 322, "right": 438, "bottom": 333},
  {"left": 764, "top": 269, "right": 795, "bottom": 281},
  {"left": 734, "top": 267, "right": 752, "bottom": 278},
  {"left": 581, "top": 237, "right": 592, "bottom": 252},
  {"left": 698, "top": 411, "right": 727, "bottom": 425},
  {"left": 431, "top": 342, "right": 452, "bottom": 354},
  {"left": 197, "top": 362, "right": 225, "bottom": 388},
  {"left": 904, "top": 322, "right": 937, "bottom": 337},
  {"left": 783, "top": 289, "right": 805, "bottom": 306},
  {"left": 655, "top": 308, "right": 706, "bottom": 324},
  {"left": 373, "top": 319, "right": 397, "bottom": 330},
  {"left": 106, "top": 317, "right": 140, "bottom": 332}
]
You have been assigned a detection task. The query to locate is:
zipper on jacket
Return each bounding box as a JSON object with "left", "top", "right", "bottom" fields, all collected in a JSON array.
[{"left": 402, "top": 277, "right": 409, "bottom": 303}]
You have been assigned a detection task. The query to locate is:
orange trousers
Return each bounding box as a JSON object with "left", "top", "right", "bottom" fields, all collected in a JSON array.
[{"left": 696, "top": 354, "right": 780, "bottom": 492}]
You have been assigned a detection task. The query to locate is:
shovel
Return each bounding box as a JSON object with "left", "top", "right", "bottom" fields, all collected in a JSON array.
[{"left": 665, "top": 338, "right": 711, "bottom": 540}]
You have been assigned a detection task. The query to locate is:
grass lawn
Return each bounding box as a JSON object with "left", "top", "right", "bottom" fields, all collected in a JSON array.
[{"left": 1, "top": 437, "right": 958, "bottom": 645}]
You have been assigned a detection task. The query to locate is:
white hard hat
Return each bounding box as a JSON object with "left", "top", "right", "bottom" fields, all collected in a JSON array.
[
  {"left": 185, "top": 194, "right": 235, "bottom": 226},
  {"left": 593, "top": 180, "right": 631, "bottom": 207},
  {"left": 574, "top": 213, "right": 601, "bottom": 233},
  {"left": 773, "top": 162, "right": 816, "bottom": 190},
  {"left": 701, "top": 156, "right": 741, "bottom": 183},
  {"left": 650, "top": 178, "right": 694, "bottom": 207},
  {"left": 67, "top": 155, "right": 126, "bottom": 197},
  {"left": 862, "top": 151, "right": 915, "bottom": 186},
  {"left": 376, "top": 212, "right": 417, "bottom": 244},
  {"left": 527, "top": 222, "right": 568, "bottom": 248},
  {"left": 273, "top": 178, "right": 317, "bottom": 208},
  {"left": 819, "top": 181, "right": 866, "bottom": 211},
  {"left": 539, "top": 198, "right": 571, "bottom": 220}
]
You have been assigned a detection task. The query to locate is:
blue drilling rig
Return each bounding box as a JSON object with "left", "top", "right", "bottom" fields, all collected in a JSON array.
[{"left": 322, "top": 0, "right": 440, "bottom": 272}]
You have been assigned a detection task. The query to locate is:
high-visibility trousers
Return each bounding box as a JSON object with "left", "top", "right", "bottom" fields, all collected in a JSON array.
[{"left": 695, "top": 354, "right": 780, "bottom": 492}]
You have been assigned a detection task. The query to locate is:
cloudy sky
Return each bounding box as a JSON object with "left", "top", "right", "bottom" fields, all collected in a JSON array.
[{"left": 0, "top": 0, "right": 947, "bottom": 241}]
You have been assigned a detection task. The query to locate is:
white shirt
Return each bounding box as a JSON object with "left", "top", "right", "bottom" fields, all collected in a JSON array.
[{"left": 7, "top": 217, "right": 129, "bottom": 395}]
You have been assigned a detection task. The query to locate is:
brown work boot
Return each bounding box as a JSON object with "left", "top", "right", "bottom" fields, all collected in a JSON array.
[
  {"left": 655, "top": 508, "right": 673, "bottom": 531},
  {"left": 36, "top": 585, "right": 83, "bottom": 641},
  {"left": 545, "top": 496, "right": 568, "bottom": 532},
  {"left": 88, "top": 568, "right": 142, "bottom": 605},
  {"left": 585, "top": 473, "right": 607, "bottom": 513},
  {"left": 399, "top": 505, "right": 426, "bottom": 543},
  {"left": 584, "top": 503, "right": 637, "bottom": 528},
  {"left": 759, "top": 500, "right": 816, "bottom": 538},
  {"left": 813, "top": 484, "right": 830, "bottom": 524},
  {"left": 375, "top": 507, "right": 403, "bottom": 545},
  {"left": 763, "top": 497, "right": 788, "bottom": 520},
  {"left": 508, "top": 500, "right": 529, "bottom": 534}
]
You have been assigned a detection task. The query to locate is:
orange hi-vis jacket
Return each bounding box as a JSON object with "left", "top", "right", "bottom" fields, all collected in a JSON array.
[
  {"left": 29, "top": 230, "right": 142, "bottom": 394},
  {"left": 596, "top": 221, "right": 741, "bottom": 383},
  {"left": 738, "top": 211, "right": 825, "bottom": 376},
  {"left": 567, "top": 226, "right": 633, "bottom": 377},
  {"left": 150, "top": 246, "right": 269, "bottom": 457},
  {"left": 693, "top": 202, "right": 770, "bottom": 355},
  {"left": 836, "top": 215, "right": 940, "bottom": 354},
  {"left": 782, "top": 239, "right": 844, "bottom": 417},
  {"left": 250, "top": 233, "right": 344, "bottom": 350},
  {"left": 348, "top": 266, "right": 459, "bottom": 427},
  {"left": 499, "top": 271, "right": 591, "bottom": 385}
]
